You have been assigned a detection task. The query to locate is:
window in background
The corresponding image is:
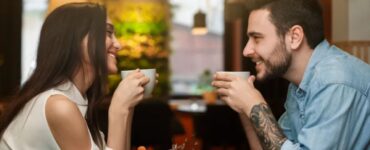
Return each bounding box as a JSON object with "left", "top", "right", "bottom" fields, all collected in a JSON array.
[
  {"left": 169, "top": 0, "right": 224, "bottom": 96},
  {"left": 21, "top": 0, "right": 47, "bottom": 84}
]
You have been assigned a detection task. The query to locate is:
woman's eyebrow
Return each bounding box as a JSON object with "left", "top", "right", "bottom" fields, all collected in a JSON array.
[{"left": 106, "top": 23, "right": 114, "bottom": 31}]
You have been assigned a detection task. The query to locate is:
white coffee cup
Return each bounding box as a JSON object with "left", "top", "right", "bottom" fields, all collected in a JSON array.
[
  {"left": 121, "top": 69, "right": 156, "bottom": 98},
  {"left": 217, "top": 71, "right": 250, "bottom": 79}
]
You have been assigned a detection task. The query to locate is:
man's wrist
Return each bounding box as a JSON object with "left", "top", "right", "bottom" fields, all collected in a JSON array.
[{"left": 243, "top": 102, "right": 266, "bottom": 118}]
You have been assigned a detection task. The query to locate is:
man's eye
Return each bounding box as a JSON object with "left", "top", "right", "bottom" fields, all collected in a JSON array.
[{"left": 254, "top": 37, "right": 262, "bottom": 42}]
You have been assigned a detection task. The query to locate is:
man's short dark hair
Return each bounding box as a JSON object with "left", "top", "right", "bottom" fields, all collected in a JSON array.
[{"left": 253, "top": 0, "right": 325, "bottom": 49}]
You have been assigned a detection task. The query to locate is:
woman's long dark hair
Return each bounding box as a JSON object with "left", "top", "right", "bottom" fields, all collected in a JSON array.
[{"left": 0, "top": 3, "right": 107, "bottom": 149}]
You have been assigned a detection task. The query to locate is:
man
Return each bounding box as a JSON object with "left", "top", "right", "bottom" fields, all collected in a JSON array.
[{"left": 212, "top": 0, "right": 370, "bottom": 149}]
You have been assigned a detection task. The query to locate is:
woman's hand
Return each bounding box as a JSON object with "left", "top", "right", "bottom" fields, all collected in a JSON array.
[
  {"left": 107, "top": 69, "right": 149, "bottom": 150},
  {"left": 110, "top": 69, "right": 150, "bottom": 113}
]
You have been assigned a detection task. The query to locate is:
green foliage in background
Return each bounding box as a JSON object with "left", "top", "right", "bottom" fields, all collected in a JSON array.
[
  {"left": 106, "top": 0, "right": 171, "bottom": 97},
  {"left": 195, "top": 69, "right": 215, "bottom": 94}
]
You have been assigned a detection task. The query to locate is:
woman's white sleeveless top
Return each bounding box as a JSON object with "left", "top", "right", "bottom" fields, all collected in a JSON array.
[{"left": 0, "top": 81, "right": 101, "bottom": 150}]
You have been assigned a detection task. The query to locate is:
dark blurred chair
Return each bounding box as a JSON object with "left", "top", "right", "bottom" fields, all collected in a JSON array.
[
  {"left": 97, "top": 98, "right": 182, "bottom": 150},
  {"left": 193, "top": 105, "right": 248, "bottom": 150},
  {"left": 131, "top": 100, "right": 175, "bottom": 150}
]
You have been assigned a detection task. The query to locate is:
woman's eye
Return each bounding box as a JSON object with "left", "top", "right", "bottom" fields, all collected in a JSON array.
[{"left": 106, "top": 31, "right": 113, "bottom": 37}]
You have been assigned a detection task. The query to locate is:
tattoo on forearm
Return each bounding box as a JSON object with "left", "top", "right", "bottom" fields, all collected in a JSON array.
[{"left": 250, "top": 103, "right": 287, "bottom": 150}]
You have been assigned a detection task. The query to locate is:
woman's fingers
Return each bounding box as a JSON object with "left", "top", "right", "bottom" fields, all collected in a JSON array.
[
  {"left": 127, "top": 69, "right": 140, "bottom": 76},
  {"left": 139, "top": 77, "right": 150, "bottom": 86},
  {"left": 155, "top": 73, "right": 159, "bottom": 84},
  {"left": 124, "top": 70, "right": 144, "bottom": 81}
]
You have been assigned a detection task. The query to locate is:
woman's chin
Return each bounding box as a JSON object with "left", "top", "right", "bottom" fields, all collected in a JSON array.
[{"left": 107, "top": 66, "right": 118, "bottom": 74}]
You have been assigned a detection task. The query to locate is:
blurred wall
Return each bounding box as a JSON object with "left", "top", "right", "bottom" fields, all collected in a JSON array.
[
  {"left": 332, "top": 0, "right": 349, "bottom": 42},
  {"left": 332, "top": 0, "right": 370, "bottom": 41},
  {"left": 349, "top": 0, "right": 370, "bottom": 40}
]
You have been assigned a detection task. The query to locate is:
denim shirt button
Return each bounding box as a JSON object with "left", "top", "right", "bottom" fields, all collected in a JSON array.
[{"left": 296, "top": 90, "right": 305, "bottom": 98}]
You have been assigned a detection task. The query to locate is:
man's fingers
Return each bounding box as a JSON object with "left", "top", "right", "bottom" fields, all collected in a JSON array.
[
  {"left": 247, "top": 75, "right": 256, "bottom": 88},
  {"left": 216, "top": 88, "right": 229, "bottom": 96},
  {"left": 212, "top": 81, "right": 231, "bottom": 89},
  {"left": 213, "top": 73, "right": 235, "bottom": 82}
]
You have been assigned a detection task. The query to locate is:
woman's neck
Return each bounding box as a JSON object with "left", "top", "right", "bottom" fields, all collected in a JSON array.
[{"left": 72, "top": 67, "right": 94, "bottom": 95}]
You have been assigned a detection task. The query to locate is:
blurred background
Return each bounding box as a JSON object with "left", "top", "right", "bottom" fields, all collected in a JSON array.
[{"left": 1, "top": 0, "right": 369, "bottom": 149}]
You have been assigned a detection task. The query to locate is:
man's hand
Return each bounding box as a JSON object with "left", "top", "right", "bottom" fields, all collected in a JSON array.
[
  {"left": 212, "top": 73, "right": 286, "bottom": 150},
  {"left": 211, "top": 73, "right": 265, "bottom": 115}
]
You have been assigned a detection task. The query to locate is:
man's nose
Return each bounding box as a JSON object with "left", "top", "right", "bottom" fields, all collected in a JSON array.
[{"left": 243, "top": 40, "right": 254, "bottom": 57}]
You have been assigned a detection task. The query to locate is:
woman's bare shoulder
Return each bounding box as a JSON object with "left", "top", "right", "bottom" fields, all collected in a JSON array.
[
  {"left": 45, "top": 94, "right": 91, "bottom": 149},
  {"left": 46, "top": 94, "right": 79, "bottom": 117}
]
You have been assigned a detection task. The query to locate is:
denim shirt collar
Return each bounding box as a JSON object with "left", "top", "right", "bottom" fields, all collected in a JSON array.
[{"left": 296, "top": 40, "right": 330, "bottom": 93}]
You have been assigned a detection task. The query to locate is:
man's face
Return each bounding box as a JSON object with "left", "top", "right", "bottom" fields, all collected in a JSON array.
[{"left": 243, "top": 9, "right": 291, "bottom": 81}]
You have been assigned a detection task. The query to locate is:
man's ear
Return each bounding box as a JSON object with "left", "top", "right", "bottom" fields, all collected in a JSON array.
[{"left": 287, "top": 25, "right": 304, "bottom": 50}]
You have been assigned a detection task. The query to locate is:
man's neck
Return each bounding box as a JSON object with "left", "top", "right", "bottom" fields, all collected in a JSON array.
[{"left": 283, "top": 46, "right": 313, "bottom": 86}]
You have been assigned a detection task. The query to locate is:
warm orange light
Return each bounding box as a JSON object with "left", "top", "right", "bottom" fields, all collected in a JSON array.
[
  {"left": 47, "top": 0, "right": 88, "bottom": 15},
  {"left": 192, "top": 10, "right": 208, "bottom": 35},
  {"left": 192, "top": 27, "right": 208, "bottom": 35}
]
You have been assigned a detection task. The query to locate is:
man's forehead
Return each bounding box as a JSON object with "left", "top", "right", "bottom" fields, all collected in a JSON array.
[
  {"left": 247, "top": 9, "right": 274, "bottom": 33},
  {"left": 249, "top": 9, "right": 271, "bottom": 25}
]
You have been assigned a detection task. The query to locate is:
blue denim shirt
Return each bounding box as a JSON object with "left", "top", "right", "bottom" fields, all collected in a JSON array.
[{"left": 279, "top": 40, "right": 370, "bottom": 150}]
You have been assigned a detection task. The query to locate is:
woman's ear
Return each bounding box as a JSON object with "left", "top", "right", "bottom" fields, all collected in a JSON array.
[{"left": 288, "top": 25, "right": 304, "bottom": 50}]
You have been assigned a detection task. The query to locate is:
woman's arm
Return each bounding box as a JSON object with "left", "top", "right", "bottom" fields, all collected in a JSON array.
[
  {"left": 107, "top": 70, "right": 150, "bottom": 150},
  {"left": 46, "top": 95, "right": 92, "bottom": 150},
  {"left": 125, "top": 108, "right": 134, "bottom": 149},
  {"left": 107, "top": 107, "right": 133, "bottom": 150}
]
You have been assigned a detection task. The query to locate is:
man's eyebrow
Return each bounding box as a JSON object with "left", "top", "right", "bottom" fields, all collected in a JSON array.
[{"left": 247, "top": 31, "right": 262, "bottom": 37}]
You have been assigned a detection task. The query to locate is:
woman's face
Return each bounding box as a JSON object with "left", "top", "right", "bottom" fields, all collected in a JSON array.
[
  {"left": 105, "top": 19, "right": 121, "bottom": 74},
  {"left": 81, "top": 19, "right": 121, "bottom": 77}
]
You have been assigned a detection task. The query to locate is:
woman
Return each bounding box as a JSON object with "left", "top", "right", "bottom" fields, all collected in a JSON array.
[{"left": 0, "top": 2, "right": 149, "bottom": 150}]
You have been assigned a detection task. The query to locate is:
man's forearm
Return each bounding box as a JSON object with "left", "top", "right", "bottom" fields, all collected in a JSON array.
[
  {"left": 249, "top": 103, "right": 287, "bottom": 150},
  {"left": 240, "top": 113, "right": 263, "bottom": 150}
]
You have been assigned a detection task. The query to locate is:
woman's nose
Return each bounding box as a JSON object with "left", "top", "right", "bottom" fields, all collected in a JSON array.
[{"left": 113, "top": 37, "right": 122, "bottom": 51}]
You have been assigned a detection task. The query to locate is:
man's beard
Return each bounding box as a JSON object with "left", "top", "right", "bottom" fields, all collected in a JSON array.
[{"left": 260, "top": 40, "right": 292, "bottom": 81}]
